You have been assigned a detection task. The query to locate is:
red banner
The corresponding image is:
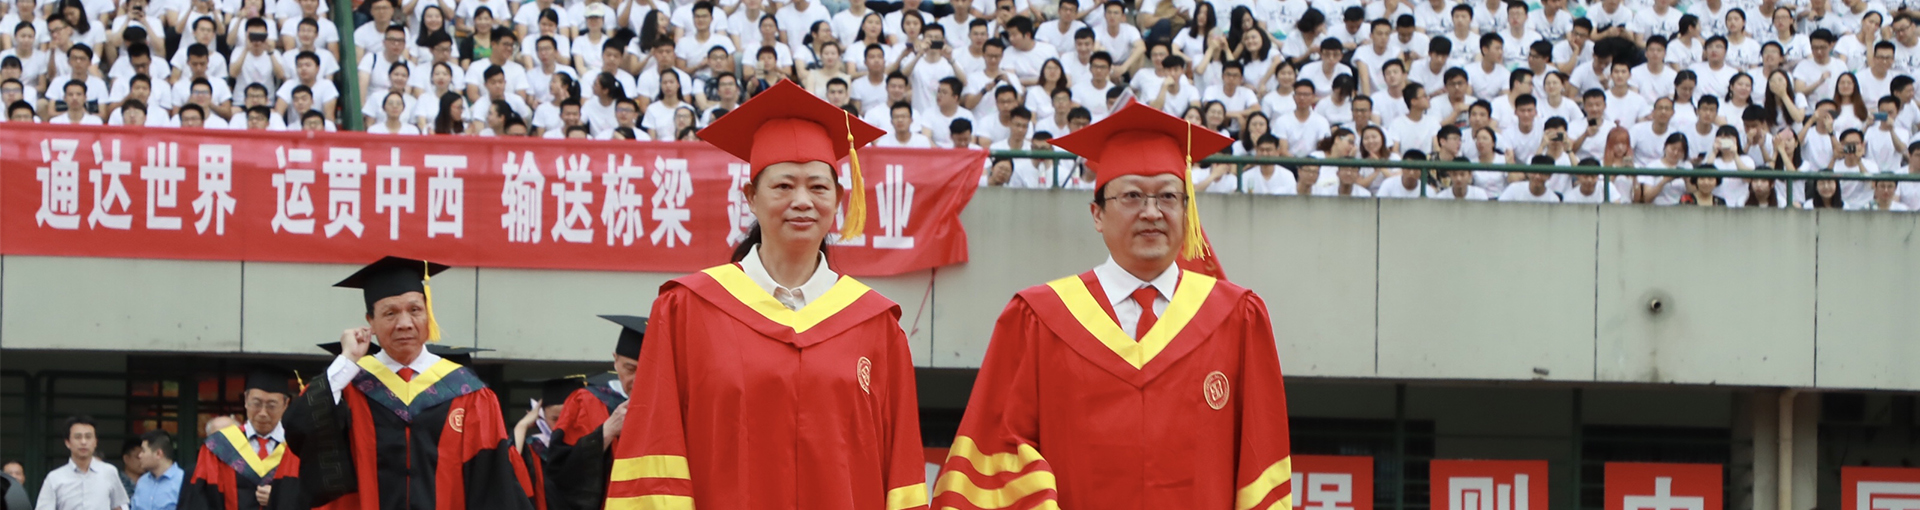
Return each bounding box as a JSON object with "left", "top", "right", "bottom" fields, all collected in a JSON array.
[
  {"left": 1843, "top": 467, "right": 1920, "bottom": 510},
  {"left": 0, "top": 124, "right": 986, "bottom": 275},
  {"left": 1605, "top": 463, "right": 1722, "bottom": 510},
  {"left": 1431, "top": 460, "right": 1548, "bottom": 510},
  {"left": 1295, "top": 455, "right": 1374, "bottom": 510}
]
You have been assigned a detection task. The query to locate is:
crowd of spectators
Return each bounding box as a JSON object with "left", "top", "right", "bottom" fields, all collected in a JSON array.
[{"left": 4, "top": 0, "right": 1920, "bottom": 207}]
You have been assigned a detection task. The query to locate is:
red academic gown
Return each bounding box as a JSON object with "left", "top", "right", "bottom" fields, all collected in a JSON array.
[
  {"left": 542, "top": 378, "right": 626, "bottom": 510},
  {"left": 286, "top": 356, "right": 540, "bottom": 510},
  {"left": 932, "top": 270, "right": 1293, "bottom": 510},
  {"left": 604, "top": 263, "right": 928, "bottom": 510},
  {"left": 177, "top": 425, "right": 305, "bottom": 510}
]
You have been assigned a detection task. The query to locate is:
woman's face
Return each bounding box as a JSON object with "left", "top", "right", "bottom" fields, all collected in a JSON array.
[
  {"left": 1363, "top": 129, "right": 1383, "bottom": 150},
  {"left": 815, "top": 22, "right": 833, "bottom": 42},
  {"left": 1545, "top": 75, "right": 1564, "bottom": 96},
  {"left": 390, "top": 66, "right": 409, "bottom": 89},
  {"left": 1732, "top": 76, "right": 1752, "bottom": 99},
  {"left": 1475, "top": 130, "right": 1494, "bottom": 151},
  {"left": 675, "top": 107, "right": 693, "bottom": 128},
  {"left": 1249, "top": 116, "right": 1268, "bottom": 135},
  {"left": 1716, "top": 134, "right": 1738, "bottom": 154},
  {"left": 1774, "top": 10, "right": 1792, "bottom": 31},
  {"left": 1728, "top": 11, "right": 1745, "bottom": 33},
  {"left": 1769, "top": 72, "right": 1788, "bottom": 91},
  {"left": 1332, "top": 134, "right": 1353, "bottom": 154},
  {"left": 425, "top": 7, "right": 444, "bottom": 29},
  {"left": 761, "top": 17, "right": 778, "bottom": 37},
  {"left": 750, "top": 161, "right": 840, "bottom": 246},
  {"left": 1204, "top": 104, "right": 1226, "bottom": 126},
  {"left": 449, "top": 100, "right": 464, "bottom": 119},
  {"left": 663, "top": 74, "right": 680, "bottom": 97},
  {"left": 1240, "top": 29, "right": 1260, "bottom": 50},
  {"left": 1817, "top": 179, "right": 1838, "bottom": 196},
  {"left": 1665, "top": 142, "right": 1685, "bottom": 161},
  {"left": 1751, "top": 177, "right": 1774, "bottom": 195},
  {"left": 432, "top": 65, "right": 451, "bottom": 88},
  {"left": 385, "top": 95, "right": 404, "bottom": 116},
  {"left": 903, "top": 14, "right": 922, "bottom": 34},
  {"left": 1184, "top": 108, "right": 1203, "bottom": 124},
  {"left": 823, "top": 44, "right": 841, "bottom": 62},
  {"left": 863, "top": 14, "right": 882, "bottom": 37},
  {"left": 1042, "top": 61, "right": 1062, "bottom": 82}
]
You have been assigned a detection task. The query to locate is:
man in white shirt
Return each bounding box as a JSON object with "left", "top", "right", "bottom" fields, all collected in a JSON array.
[
  {"left": 1203, "top": 61, "right": 1259, "bottom": 124},
  {"left": 1689, "top": 36, "right": 1740, "bottom": 99},
  {"left": 1297, "top": 38, "right": 1352, "bottom": 98},
  {"left": 675, "top": 2, "right": 736, "bottom": 69},
  {"left": 774, "top": 0, "right": 830, "bottom": 50},
  {"left": 1036, "top": 0, "right": 1090, "bottom": 49},
  {"left": 1275, "top": 80, "right": 1333, "bottom": 155},
  {"left": 37, "top": 416, "right": 129, "bottom": 510},
  {"left": 465, "top": 28, "right": 527, "bottom": 103},
  {"left": 1629, "top": 97, "right": 1679, "bottom": 166},
  {"left": 927, "top": 77, "right": 977, "bottom": 147},
  {"left": 876, "top": 101, "right": 935, "bottom": 147},
  {"left": 1352, "top": 20, "right": 1400, "bottom": 92},
  {"left": 230, "top": 19, "right": 284, "bottom": 99},
  {"left": 1499, "top": 94, "right": 1543, "bottom": 160},
  {"left": 865, "top": 72, "right": 913, "bottom": 126},
  {"left": 1071, "top": 51, "right": 1117, "bottom": 119},
  {"left": 1388, "top": 82, "right": 1444, "bottom": 153},
  {"left": 902, "top": 34, "right": 964, "bottom": 113},
  {"left": 1860, "top": 41, "right": 1900, "bottom": 102},
  {"left": 1466, "top": 33, "right": 1510, "bottom": 101},
  {"left": 276, "top": 51, "right": 338, "bottom": 121},
  {"left": 1630, "top": 36, "right": 1677, "bottom": 102},
  {"left": 172, "top": 44, "right": 232, "bottom": 114},
  {"left": 1498, "top": 156, "right": 1563, "bottom": 201},
  {"left": 1792, "top": 30, "right": 1847, "bottom": 102},
  {"left": 1000, "top": 16, "right": 1059, "bottom": 83},
  {"left": 1095, "top": 0, "right": 1144, "bottom": 72},
  {"left": 1833, "top": 128, "right": 1882, "bottom": 205}
]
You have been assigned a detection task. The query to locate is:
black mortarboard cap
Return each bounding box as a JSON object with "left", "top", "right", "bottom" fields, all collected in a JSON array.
[
  {"left": 334, "top": 256, "right": 450, "bottom": 313},
  {"left": 539, "top": 377, "right": 585, "bottom": 405},
  {"left": 245, "top": 366, "right": 296, "bottom": 397},
  {"left": 599, "top": 315, "right": 648, "bottom": 359}
]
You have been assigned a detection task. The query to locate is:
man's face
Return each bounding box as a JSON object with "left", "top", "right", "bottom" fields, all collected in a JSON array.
[
  {"left": 1223, "top": 68, "right": 1242, "bottom": 88},
  {"left": 249, "top": 112, "right": 270, "bottom": 129},
  {"left": 67, "top": 51, "right": 86, "bottom": 74},
  {"left": 1482, "top": 41, "right": 1503, "bottom": 61},
  {"left": 390, "top": 32, "right": 409, "bottom": 56},
  {"left": 1654, "top": 100, "right": 1673, "bottom": 123},
  {"left": 1707, "top": 42, "right": 1726, "bottom": 64},
  {"left": 1, "top": 84, "right": 19, "bottom": 104},
  {"left": 866, "top": 49, "right": 885, "bottom": 72},
  {"left": 938, "top": 84, "right": 958, "bottom": 106},
  {"left": 1385, "top": 65, "right": 1405, "bottom": 86},
  {"left": 1321, "top": 47, "right": 1341, "bottom": 63},
  {"left": 1409, "top": 87, "right": 1430, "bottom": 110},
  {"left": 616, "top": 102, "right": 637, "bottom": 123},
  {"left": 1812, "top": 39, "right": 1832, "bottom": 59},
  {"left": 1075, "top": 37, "right": 1094, "bottom": 56},
  {"left": 63, "top": 85, "right": 83, "bottom": 108},
  {"left": 299, "top": 25, "right": 317, "bottom": 45},
  {"left": 1091, "top": 175, "right": 1187, "bottom": 271},
  {"left": 1517, "top": 104, "right": 1537, "bottom": 125},
  {"left": 887, "top": 79, "right": 908, "bottom": 99},
  {"left": 891, "top": 108, "right": 911, "bottom": 131},
  {"left": 1469, "top": 107, "right": 1490, "bottom": 128},
  {"left": 65, "top": 423, "right": 96, "bottom": 459},
  {"left": 1091, "top": 59, "right": 1111, "bottom": 81},
  {"left": 970, "top": 26, "right": 988, "bottom": 47},
  {"left": 1370, "top": 26, "right": 1389, "bottom": 47},
  {"left": 1446, "top": 76, "right": 1469, "bottom": 99},
  {"left": 984, "top": 46, "right": 1003, "bottom": 70},
  {"left": 1105, "top": 4, "right": 1123, "bottom": 24},
  {"left": 298, "top": 59, "right": 317, "bottom": 81},
  {"left": 1584, "top": 95, "right": 1605, "bottom": 116},
  {"left": 181, "top": 111, "right": 204, "bottom": 127},
  {"left": 486, "top": 74, "right": 505, "bottom": 97},
  {"left": 1875, "top": 49, "right": 1894, "bottom": 71},
  {"left": 229, "top": 388, "right": 288, "bottom": 442},
  {"left": 1844, "top": 135, "right": 1864, "bottom": 160},
  {"left": 303, "top": 115, "right": 323, "bottom": 130},
  {"left": 9, "top": 108, "right": 30, "bottom": 121},
  {"left": 1009, "top": 115, "right": 1029, "bottom": 140},
  {"left": 246, "top": 88, "right": 267, "bottom": 107},
  {"left": 293, "top": 93, "right": 312, "bottom": 112},
  {"left": 1571, "top": 26, "right": 1589, "bottom": 46},
  {"left": 827, "top": 84, "right": 848, "bottom": 105},
  {"left": 996, "top": 91, "right": 1017, "bottom": 113},
  {"left": 1697, "top": 104, "right": 1718, "bottom": 125},
  {"left": 433, "top": 42, "right": 454, "bottom": 62},
  {"left": 1611, "top": 64, "right": 1631, "bottom": 84},
  {"left": 13, "top": 28, "right": 31, "bottom": 50},
  {"left": 1059, "top": 2, "right": 1077, "bottom": 20},
  {"left": 694, "top": 7, "right": 711, "bottom": 29},
  {"left": 367, "top": 292, "right": 429, "bottom": 360},
  {"left": 562, "top": 104, "right": 581, "bottom": 125},
  {"left": 614, "top": 354, "right": 638, "bottom": 395}
]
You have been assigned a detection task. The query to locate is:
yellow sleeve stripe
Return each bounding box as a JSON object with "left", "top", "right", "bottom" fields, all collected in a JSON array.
[
  {"left": 1267, "top": 494, "right": 1295, "bottom": 510},
  {"left": 946, "top": 436, "right": 1047, "bottom": 476},
  {"left": 932, "top": 469, "right": 1057, "bottom": 510},
  {"left": 937, "top": 503, "right": 1061, "bottom": 510},
  {"left": 887, "top": 483, "right": 930, "bottom": 510},
  {"left": 606, "top": 495, "right": 695, "bottom": 510},
  {"left": 611, "top": 455, "right": 691, "bottom": 482},
  {"left": 1236, "top": 457, "right": 1293, "bottom": 510}
]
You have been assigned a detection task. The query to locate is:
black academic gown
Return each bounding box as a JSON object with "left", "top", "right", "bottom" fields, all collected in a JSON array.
[
  {"left": 541, "top": 374, "right": 626, "bottom": 510},
  {"left": 284, "top": 355, "right": 539, "bottom": 510},
  {"left": 177, "top": 426, "right": 307, "bottom": 510}
]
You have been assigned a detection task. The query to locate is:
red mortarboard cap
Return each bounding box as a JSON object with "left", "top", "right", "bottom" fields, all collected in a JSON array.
[
  {"left": 1050, "top": 100, "right": 1236, "bottom": 272},
  {"left": 1050, "top": 100, "right": 1236, "bottom": 190},
  {"left": 697, "top": 79, "right": 886, "bottom": 237}
]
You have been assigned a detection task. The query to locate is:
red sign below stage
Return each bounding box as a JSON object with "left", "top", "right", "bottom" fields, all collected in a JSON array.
[
  {"left": 1295, "top": 455, "right": 1374, "bottom": 510},
  {"left": 1843, "top": 467, "right": 1920, "bottom": 510},
  {"left": 1605, "top": 462, "right": 1722, "bottom": 510},
  {"left": 0, "top": 124, "right": 987, "bottom": 276},
  {"left": 1431, "top": 460, "right": 1549, "bottom": 510}
]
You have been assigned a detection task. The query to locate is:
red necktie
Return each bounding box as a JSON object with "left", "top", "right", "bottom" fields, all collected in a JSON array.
[
  {"left": 1130, "top": 287, "right": 1159, "bottom": 339},
  {"left": 255, "top": 437, "right": 270, "bottom": 459},
  {"left": 397, "top": 367, "right": 416, "bottom": 382}
]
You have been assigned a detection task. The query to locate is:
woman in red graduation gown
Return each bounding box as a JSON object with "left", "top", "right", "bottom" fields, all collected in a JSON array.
[{"left": 603, "top": 79, "right": 928, "bottom": 510}]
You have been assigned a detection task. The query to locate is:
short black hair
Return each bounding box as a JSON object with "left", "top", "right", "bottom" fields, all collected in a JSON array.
[
  {"left": 140, "top": 430, "right": 174, "bottom": 461},
  {"left": 63, "top": 415, "right": 95, "bottom": 438}
]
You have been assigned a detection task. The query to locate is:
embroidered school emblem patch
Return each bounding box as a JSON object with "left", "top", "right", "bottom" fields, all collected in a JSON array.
[
  {"left": 1204, "top": 371, "right": 1230, "bottom": 410},
  {"left": 857, "top": 357, "right": 873, "bottom": 394}
]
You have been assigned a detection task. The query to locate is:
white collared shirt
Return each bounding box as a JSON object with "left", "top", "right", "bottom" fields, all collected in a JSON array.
[
  {"left": 242, "top": 421, "right": 286, "bottom": 452},
  {"left": 739, "top": 245, "right": 838, "bottom": 310},
  {"left": 36, "top": 458, "right": 128, "bottom": 510},
  {"left": 323, "top": 348, "right": 445, "bottom": 404},
  {"left": 607, "top": 377, "right": 627, "bottom": 398},
  {"left": 1092, "top": 257, "right": 1178, "bottom": 339}
]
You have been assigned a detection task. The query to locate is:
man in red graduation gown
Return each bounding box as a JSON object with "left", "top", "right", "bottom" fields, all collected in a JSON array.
[
  {"left": 283, "top": 256, "right": 539, "bottom": 510},
  {"left": 603, "top": 80, "right": 927, "bottom": 510},
  {"left": 179, "top": 367, "right": 306, "bottom": 510},
  {"left": 932, "top": 100, "right": 1293, "bottom": 510},
  {"left": 541, "top": 315, "right": 642, "bottom": 510}
]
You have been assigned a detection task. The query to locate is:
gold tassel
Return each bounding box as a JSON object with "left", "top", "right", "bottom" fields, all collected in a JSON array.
[
  {"left": 841, "top": 112, "right": 868, "bottom": 240},
  {"left": 294, "top": 370, "right": 307, "bottom": 395},
  {"left": 422, "top": 260, "right": 442, "bottom": 343},
  {"left": 1181, "top": 124, "right": 1208, "bottom": 260}
]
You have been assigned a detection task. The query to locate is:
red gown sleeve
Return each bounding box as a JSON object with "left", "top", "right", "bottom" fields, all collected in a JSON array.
[
  {"left": 931, "top": 298, "right": 1059, "bottom": 510},
  {"left": 881, "top": 322, "right": 930, "bottom": 510},
  {"left": 437, "top": 388, "right": 542, "bottom": 510},
  {"left": 177, "top": 445, "right": 235, "bottom": 510},
  {"left": 604, "top": 289, "right": 694, "bottom": 510},
  {"left": 1232, "top": 294, "right": 1294, "bottom": 510}
]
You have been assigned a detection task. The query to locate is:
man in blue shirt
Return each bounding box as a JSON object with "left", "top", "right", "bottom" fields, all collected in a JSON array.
[{"left": 130, "top": 430, "right": 182, "bottom": 510}]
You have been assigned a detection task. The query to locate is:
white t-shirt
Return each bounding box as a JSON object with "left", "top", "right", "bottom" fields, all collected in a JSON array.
[{"left": 1498, "top": 181, "right": 1562, "bottom": 202}]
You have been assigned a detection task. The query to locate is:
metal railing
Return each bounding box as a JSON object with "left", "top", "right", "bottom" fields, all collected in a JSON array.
[{"left": 988, "top": 150, "right": 1920, "bottom": 204}]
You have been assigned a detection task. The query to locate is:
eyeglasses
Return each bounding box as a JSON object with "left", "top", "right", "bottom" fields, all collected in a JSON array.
[
  {"left": 387, "top": 37, "right": 405, "bottom": 43},
  {"left": 1102, "top": 191, "right": 1187, "bottom": 211},
  {"left": 245, "top": 398, "right": 285, "bottom": 411}
]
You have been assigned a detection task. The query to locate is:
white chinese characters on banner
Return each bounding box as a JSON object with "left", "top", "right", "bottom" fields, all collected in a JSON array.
[
  {"left": 873, "top": 164, "right": 915, "bottom": 249},
  {"left": 602, "top": 154, "right": 648, "bottom": 246},
  {"left": 1623, "top": 478, "right": 1701, "bottom": 510},
  {"left": 140, "top": 143, "right": 185, "bottom": 230},
  {"left": 551, "top": 154, "right": 596, "bottom": 243},
  {"left": 88, "top": 140, "right": 133, "bottom": 230},
  {"left": 191, "top": 145, "right": 235, "bottom": 235},
  {"left": 323, "top": 148, "right": 367, "bottom": 238},
  {"left": 375, "top": 148, "right": 417, "bottom": 240},
  {"left": 272, "top": 147, "right": 317, "bottom": 234},
  {"left": 501, "top": 151, "right": 546, "bottom": 243},
  {"left": 1855, "top": 482, "right": 1920, "bottom": 510},
  {"left": 1302, "top": 473, "right": 1356, "bottom": 510},
  {"left": 1450, "top": 476, "right": 1530, "bottom": 510},
  {"left": 724, "top": 162, "right": 751, "bottom": 246},
  {"left": 650, "top": 157, "right": 692, "bottom": 247},
  {"left": 425, "top": 155, "right": 466, "bottom": 238},
  {"left": 36, "top": 139, "right": 82, "bottom": 229}
]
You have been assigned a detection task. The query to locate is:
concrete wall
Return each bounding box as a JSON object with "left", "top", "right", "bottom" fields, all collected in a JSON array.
[{"left": 4, "top": 190, "right": 1917, "bottom": 390}]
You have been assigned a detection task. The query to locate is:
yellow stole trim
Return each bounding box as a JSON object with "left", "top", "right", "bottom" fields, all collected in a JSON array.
[
  {"left": 886, "top": 483, "right": 929, "bottom": 510},
  {"left": 610, "top": 455, "right": 690, "bottom": 482},
  {"left": 356, "top": 356, "right": 463, "bottom": 405},
  {"left": 604, "top": 495, "right": 695, "bottom": 510},
  {"left": 1043, "top": 271, "right": 1218, "bottom": 369},
  {"left": 699, "top": 264, "right": 873, "bottom": 333},
  {"left": 1235, "top": 456, "right": 1294, "bottom": 510},
  {"left": 216, "top": 425, "right": 286, "bottom": 478}
]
